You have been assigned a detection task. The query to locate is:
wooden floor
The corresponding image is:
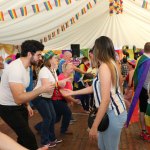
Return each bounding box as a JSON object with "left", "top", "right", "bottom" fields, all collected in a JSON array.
[{"left": 0, "top": 104, "right": 150, "bottom": 150}]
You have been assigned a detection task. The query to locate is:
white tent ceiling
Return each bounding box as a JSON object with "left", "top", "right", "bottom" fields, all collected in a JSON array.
[{"left": 0, "top": 0, "right": 150, "bottom": 49}]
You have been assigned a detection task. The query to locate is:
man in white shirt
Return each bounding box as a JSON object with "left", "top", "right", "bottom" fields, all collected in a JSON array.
[{"left": 0, "top": 40, "right": 54, "bottom": 150}]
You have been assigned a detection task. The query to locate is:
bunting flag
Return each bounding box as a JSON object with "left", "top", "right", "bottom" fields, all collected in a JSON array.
[
  {"left": 8, "top": 9, "right": 17, "bottom": 19},
  {"left": 65, "top": 21, "right": 69, "bottom": 28},
  {"left": 48, "top": 34, "right": 52, "bottom": 40},
  {"left": 40, "top": 39, "right": 43, "bottom": 43},
  {"left": 52, "top": 31, "right": 56, "bottom": 37},
  {"left": 54, "top": 0, "right": 61, "bottom": 7},
  {"left": 0, "top": 11, "right": 4, "bottom": 21},
  {"left": 81, "top": 8, "right": 86, "bottom": 15},
  {"left": 65, "top": 0, "right": 72, "bottom": 5},
  {"left": 70, "top": 17, "right": 75, "bottom": 24},
  {"left": 57, "top": 28, "right": 60, "bottom": 34},
  {"left": 44, "top": 37, "right": 48, "bottom": 42},
  {"left": 75, "top": 13, "right": 79, "bottom": 20},
  {"left": 20, "top": 6, "right": 27, "bottom": 16},
  {"left": 87, "top": 2, "right": 92, "bottom": 9},
  {"left": 32, "top": 4, "right": 40, "bottom": 13},
  {"left": 142, "top": 0, "right": 148, "bottom": 9},
  {"left": 61, "top": 24, "right": 66, "bottom": 31},
  {"left": 44, "top": 1, "right": 53, "bottom": 11}
]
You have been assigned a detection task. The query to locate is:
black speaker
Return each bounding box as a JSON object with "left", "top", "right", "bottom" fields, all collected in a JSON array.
[{"left": 71, "top": 44, "right": 80, "bottom": 58}]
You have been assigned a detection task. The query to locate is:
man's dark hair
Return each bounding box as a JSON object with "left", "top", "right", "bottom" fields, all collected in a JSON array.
[
  {"left": 122, "top": 57, "right": 127, "bottom": 63},
  {"left": 144, "top": 42, "right": 150, "bottom": 53},
  {"left": 16, "top": 53, "right": 21, "bottom": 59},
  {"left": 21, "top": 40, "right": 44, "bottom": 57}
]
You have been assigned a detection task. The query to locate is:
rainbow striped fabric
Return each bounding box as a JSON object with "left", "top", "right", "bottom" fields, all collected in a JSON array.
[
  {"left": 20, "top": 7, "right": 27, "bottom": 16},
  {"left": 126, "top": 56, "right": 150, "bottom": 126},
  {"left": 87, "top": 2, "right": 92, "bottom": 9},
  {"left": 81, "top": 8, "right": 86, "bottom": 15},
  {"left": 44, "top": 1, "right": 53, "bottom": 11},
  {"left": 8, "top": 9, "right": 17, "bottom": 19},
  {"left": 32, "top": 4, "right": 40, "bottom": 13},
  {"left": 54, "top": 0, "right": 61, "bottom": 7},
  {"left": 65, "top": 0, "right": 71, "bottom": 5},
  {"left": 0, "top": 11, "right": 4, "bottom": 21},
  {"left": 142, "top": 0, "right": 148, "bottom": 9}
]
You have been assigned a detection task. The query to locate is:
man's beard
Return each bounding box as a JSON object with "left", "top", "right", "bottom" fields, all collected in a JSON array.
[{"left": 30, "top": 56, "right": 38, "bottom": 66}]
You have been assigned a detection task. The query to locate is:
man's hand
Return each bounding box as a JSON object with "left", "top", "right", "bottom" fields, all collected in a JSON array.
[{"left": 27, "top": 105, "right": 34, "bottom": 117}]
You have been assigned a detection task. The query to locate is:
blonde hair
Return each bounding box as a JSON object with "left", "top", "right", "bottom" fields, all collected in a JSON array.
[{"left": 62, "top": 63, "right": 72, "bottom": 73}]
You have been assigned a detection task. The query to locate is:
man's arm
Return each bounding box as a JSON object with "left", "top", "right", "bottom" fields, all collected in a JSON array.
[
  {"left": 9, "top": 83, "right": 54, "bottom": 105},
  {"left": 72, "top": 65, "right": 86, "bottom": 74}
]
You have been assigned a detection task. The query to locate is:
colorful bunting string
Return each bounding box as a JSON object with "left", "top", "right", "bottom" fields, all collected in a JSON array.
[
  {"left": 8, "top": 9, "right": 17, "bottom": 19},
  {"left": 75, "top": 13, "right": 80, "bottom": 20},
  {"left": 54, "top": 0, "right": 61, "bottom": 7},
  {"left": 0, "top": 11, "right": 4, "bottom": 21},
  {"left": 40, "top": 0, "right": 96, "bottom": 43},
  {"left": 20, "top": 6, "right": 27, "bottom": 16},
  {"left": 32, "top": 4, "right": 40, "bottom": 13},
  {"left": 0, "top": 0, "right": 74, "bottom": 21},
  {"left": 44, "top": 1, "right": 53, "bottom": 11}
]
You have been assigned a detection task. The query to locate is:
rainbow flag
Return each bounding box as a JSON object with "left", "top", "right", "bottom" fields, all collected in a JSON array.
[
  {"left": 44, "top": 1, "right": 53, "bottom": 11},
  {"left": 20, "top": 6, "right": 27, "bottom": 16},
  {"left": 142, "top": 0, "right": 148, "bottom": 9},
  {"left": 0, "top": 11, "right": 4, "bottom": 21},
  {"left": 54, "top": 0, "right": 61, "bottom": 7},
  {"left": 87, "top": 2, "right": 92, "bottom": 9},
  {"left": 81, "top": 8, "right": 86, "bottom": 15},
  {"left": 8, "top": 9, "right": 17, "bottom": 19},
  {"left": 65, "top": 0, "right": 71, "bottom": 5},
  {"left": 32, "top": 4, "right": 40, "bottom": 13},
  {"left": 126, "top": 56, "right": 150, "bottom": 126},
  {"left": 5, "top": 54, "right": 16, "bottom": 64}
]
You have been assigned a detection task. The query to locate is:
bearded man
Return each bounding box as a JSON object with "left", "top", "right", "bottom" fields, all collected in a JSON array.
[{"left": 0, "top": 40, "right": 54, "bottom": 150}]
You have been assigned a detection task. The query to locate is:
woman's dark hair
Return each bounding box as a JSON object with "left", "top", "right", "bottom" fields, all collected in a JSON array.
[
  {"left": 21, "top": 40, "right": 44, "bottom": 57},
  {"left": 81, "top": 57, "right": 89, "bottom": 64},
  {"left": 144, "top": 42, "right": 150, "bottom": 53},
  {"left": 16, "top": 53, "right": 21, "bottom": 59},
  {"left": 93, "top": 36, "right": 116, "bottom": 86}
]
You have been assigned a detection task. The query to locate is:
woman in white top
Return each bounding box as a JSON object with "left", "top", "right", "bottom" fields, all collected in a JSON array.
[
  {"left": 32, "top": 51, "right": 67, "bottom": 148},
  {"left": 61, "top": 36, "right": 127, "bottom": 150}
]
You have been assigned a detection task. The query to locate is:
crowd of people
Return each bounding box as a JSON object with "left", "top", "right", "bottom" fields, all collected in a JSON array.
[{"left": 0, "top": 37, "right": 149, "bottom": 150}]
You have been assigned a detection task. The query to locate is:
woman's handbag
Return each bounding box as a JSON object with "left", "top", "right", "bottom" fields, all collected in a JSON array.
[{"left": 88, "top": 107, "right": 109, "bottom": 132}]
